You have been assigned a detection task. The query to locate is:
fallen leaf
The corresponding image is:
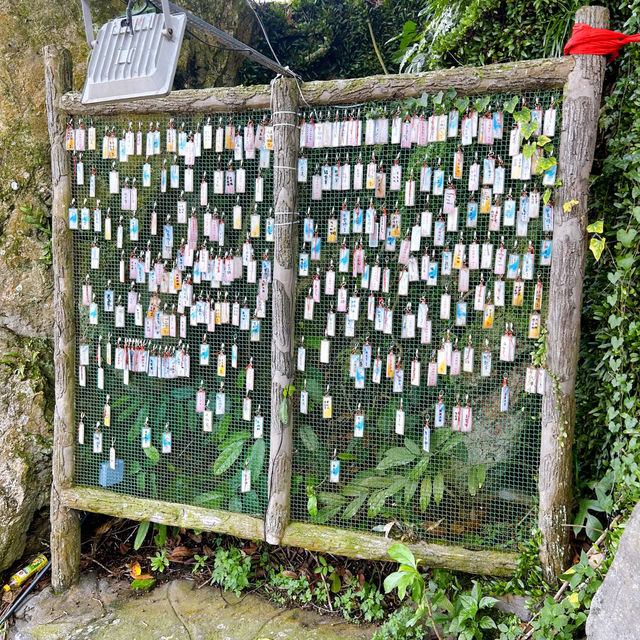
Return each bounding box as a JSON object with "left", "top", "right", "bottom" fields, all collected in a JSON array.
[
  {"left": 131, "top": 578, "right": 156, "bottom": 591},
  {"left": 281, "top": 570, "right": 298, "bottom": 579},
  {"left": 166, "top": 546, "right": 194, "bottom": 561},
  {"left": 119, "top": 543, "right": 130, "bottom": 555},
  {"left": 129, "top": 561, "right": 142, "bottom": 578}
]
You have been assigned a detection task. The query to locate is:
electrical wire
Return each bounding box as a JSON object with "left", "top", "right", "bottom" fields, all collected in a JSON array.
[
  {"left": 185, "top": 27, "right": 255, "bottom": 53},
  {"left": 244, "top": 0, "right": 283, "bottom": 67}
]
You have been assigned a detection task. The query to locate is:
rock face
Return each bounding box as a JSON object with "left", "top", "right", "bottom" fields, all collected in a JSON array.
[
  {"left": 586, "top": 501, "right": 640, "bottom": 640},
  {"left": 0, "top": 328, "right": 53, "bottom": 571},
  {"left": 0, "top": 0, "right": 254, "bottom": 572}
]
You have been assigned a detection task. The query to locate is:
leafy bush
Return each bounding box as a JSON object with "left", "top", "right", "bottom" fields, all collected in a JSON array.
[
  {"left": 211, "top": 546, "right": 253, "bottom": 596},
  {"left": 372, "top": 605, "right": 430, "bottom": 640}
]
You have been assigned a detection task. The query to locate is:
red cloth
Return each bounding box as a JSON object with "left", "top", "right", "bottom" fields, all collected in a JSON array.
[{"left": 564, "top": 23, "right": 640, "bottom": 61}]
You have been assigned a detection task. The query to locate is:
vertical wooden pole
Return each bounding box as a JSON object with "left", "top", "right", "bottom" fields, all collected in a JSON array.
[
  {"left": 44, "top": 44, "right": 81, "bottom": 591},
  {"left": 539, "top": 5, "right": 608, "bottom": 583},
  {"left": 265, "top": 77, "right": 299, "bottom": 545}
]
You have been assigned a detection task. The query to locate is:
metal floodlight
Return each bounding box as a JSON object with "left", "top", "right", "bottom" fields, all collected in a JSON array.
[{"left": 80, "top": 0, "right": 187, "bottom": 104}]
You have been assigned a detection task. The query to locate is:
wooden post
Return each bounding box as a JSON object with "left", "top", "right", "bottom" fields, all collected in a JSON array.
[
  {"left": 44, "top": 45, "right": 81, "bottom": 592},
  {"left": 539, "top": 5, "right": 608, "bottom": 583},
  {"left": 265, "top": 77, "right": 299, "bottom": 545}
]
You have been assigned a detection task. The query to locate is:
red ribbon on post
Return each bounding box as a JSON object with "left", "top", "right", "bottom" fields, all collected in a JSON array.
[{"left": 564, "top": 22, "right": 640, "bottom": 61}]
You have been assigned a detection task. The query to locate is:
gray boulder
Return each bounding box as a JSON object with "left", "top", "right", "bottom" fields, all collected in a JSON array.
[
  {"left": 586, "top": 500, "right": 640, "bottom": 640},
  {"left": 0, "top": 328, "right": 53, "bottom": 572}
]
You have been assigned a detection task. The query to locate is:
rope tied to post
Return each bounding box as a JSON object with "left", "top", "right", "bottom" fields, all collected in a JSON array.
[{"left": 564, "top": 22, "right": 640, "bottom": 61}]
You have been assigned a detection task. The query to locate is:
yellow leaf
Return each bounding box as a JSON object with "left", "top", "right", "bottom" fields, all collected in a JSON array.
[
  {"left": 568, "top": 592, "right": 580, "bottom": 608},
  {"left": 563, "top": 199, "right": 579, "bottom": 213},
  {"left": 129, "top": 561, "right": 142, "bottom": 578},
  {"left": 586, "top": 220, "right": 604, "bottom": 234},
  {"left": 589, "top": 237, "right": 605, "bottom": 262}
]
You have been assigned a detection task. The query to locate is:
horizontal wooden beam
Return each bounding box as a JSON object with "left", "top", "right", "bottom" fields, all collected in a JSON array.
[
  {"left": 281, "top": 522, "right": 517, "bottom": 576},
  {"left": 61, "top": 487, "right": 265, "bottom": 540},
  {"left": 60, "top": 56, "right": 574, "bottom": 116},
  {"left": 62, "top": 487, "right": 516, "bottom": 575}
]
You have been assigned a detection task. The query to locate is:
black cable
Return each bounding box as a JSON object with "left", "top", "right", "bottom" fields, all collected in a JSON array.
[
  {"left": 185, "top": 27, "right": 254, "bottom": 54},
  {"left": 244, "top": 0, "right": 283, "bottom": 68}
]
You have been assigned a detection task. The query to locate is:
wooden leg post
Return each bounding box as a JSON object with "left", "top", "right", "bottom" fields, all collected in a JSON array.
[
  {"left": 44, "top": 44, "right": 81, "bottom": 592},
  {"left": 538, "top": 5, "right": 608, "bottom": 583},
  {"left": 265, "top": 77, "right": 299, "bottom": 545}
]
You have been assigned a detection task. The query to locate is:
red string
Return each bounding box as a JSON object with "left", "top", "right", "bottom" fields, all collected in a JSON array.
[{"left": 564, "top": 23, "right": 640, "bottom": 61}]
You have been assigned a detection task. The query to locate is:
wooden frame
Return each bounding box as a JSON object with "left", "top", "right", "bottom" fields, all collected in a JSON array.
[{"left": 46, "top": 5, "right": 607, "bottom": 590}]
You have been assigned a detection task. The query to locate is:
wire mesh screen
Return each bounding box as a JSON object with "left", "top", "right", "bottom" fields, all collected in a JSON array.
[
  {"left": 290, "top": 91, "right": 561, "bottom": 551},
  {"left": 67, "top": 111, "right": 273, "bottom": 517}
]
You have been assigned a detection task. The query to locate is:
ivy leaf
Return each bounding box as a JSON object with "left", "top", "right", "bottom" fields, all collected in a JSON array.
[
  {"left": 537, "top": 156, "right": 557, "bottom": 172},
  {"left": 537, "top": 134, "right": 552, "bottom": 147},
  {"left": 432, "top": 90, "right": 444, "bottom": 105},
  {"left": 543, "top": 189, "right": 552, "bottom": 205},
  {"left": 589, "top": 237, "right": 605, "bottom": 262},
  {"left": 522, "top": 143, "right": 536, "bottom": 159},
  {"left": 213, "top": 440, "right": 244, "bottom": 476},
  {"left": 586, "top": 220, "right": 604, "bottom": 234},
  {"left": 416, "top": 93, "right": 429, "bottom": 108},
  {"left": 520, "top": 121, "right": 538, "bottom": 140},
  {"left": 513, "top": 107, "right": 531, "bottom": 123},
  {"left": 563, "top": 199, "right": 579, "bottom": 213},
  {"left": 474, "top": 95, "right": 490, "bottom": 113},
  {"left": 503, "top": 96, "right": 519, "bottom": 114},
  {"left": 433, "top": 473, "right": 445, "bottom": 505},
  {"left": 616, "top": 228, "right": 638, "bottom": 247},
  {"left": 455, "top": 96, "right": 470, "bottom": 112}
]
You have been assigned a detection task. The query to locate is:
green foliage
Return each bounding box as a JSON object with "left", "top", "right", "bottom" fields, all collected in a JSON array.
[
  {"left": 191, "top": 554, "right": 209, "bottom": 574},
  {"left": 20, "top": 204, "right": 52, "bottom": 265},
  {"left": 308, "top": 432, "right": 482, "bottom": 524},
  {"left": 150, "top": 548, "right": 169, "bottom": 573},
  {"left": 446, "top": 581, "right": 499, "bottom": 640},
  {"left": 130, "top": 577, "right": 156, "bottom": 591},
  {"left": 392, "top": 0, "right": 583, "bottom": 73},
  {"left": 239, "top": 0, "right": 420, "bottom": 84},
  {"left": 384, "top": 544, "right": 501, "bottom": 639},
  {"left": 211, "top": 546, "right": 253, "bottom": 596},
  {"left": 133, "top": 521, "right": 150, "bottom": 551},
  {"left": 372, "top": 605, "right": 430, "bottom": 640}
]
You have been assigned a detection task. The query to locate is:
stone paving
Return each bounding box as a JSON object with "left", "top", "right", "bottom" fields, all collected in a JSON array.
[{"left": 9, "top": 574, "right": 376, "bottom": 640}]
